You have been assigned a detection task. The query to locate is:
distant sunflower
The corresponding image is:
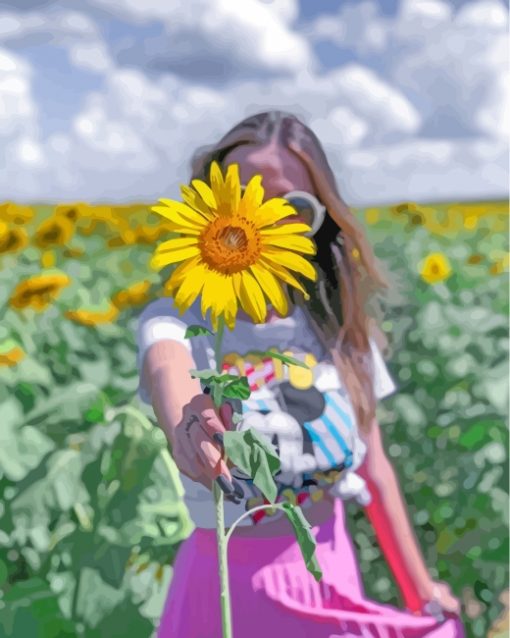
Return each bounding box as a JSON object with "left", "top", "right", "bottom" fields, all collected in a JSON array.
[
  {"left": 0, "top": 339, "right": 25, "bottom": 367},
  {"left": 420, "top": 252, "right": 452, "bottom": 285},
  {"left": 0, "top": 222, "right": 28, "bottom": 255},
  {"left": 55, "top": 204, "right": 79, "bottom": 222},
  {"left": 150, "top": 161, "right": 317, "bottom": 330},
  {"left": 0, "top": 203, "right": 34, "bottom": 224},
  {"left": 10, "top": 272, "right": 71, "bottom": 311},
  {"left": 40, "top": 250, "right": 56, "bottom": 268},
  {"left": 34, "top": 215, "right": 74, "bottom": 249},
  {"left": 112, "top": 280, "right": 151, "bottom": 310},
  {"left": 65, "top": 302, "right": 119, "bottom": 326}
]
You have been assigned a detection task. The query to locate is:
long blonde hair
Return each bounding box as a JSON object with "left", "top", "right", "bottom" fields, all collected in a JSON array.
[{"left": 190, "top": 110, "right": 394, "bottom": 433}]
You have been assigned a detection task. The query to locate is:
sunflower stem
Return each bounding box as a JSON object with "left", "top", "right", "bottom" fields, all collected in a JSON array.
[{"left": 212, "top": 315, "right": 233, "bottom": 638}]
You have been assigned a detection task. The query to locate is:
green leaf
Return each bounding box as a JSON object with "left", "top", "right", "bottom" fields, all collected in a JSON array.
[
  {"left": 185, "top": 324, "right": 214, "bottom": 337},
  {"left": 1, "top": 578, "right": 75, "bottom": 638},
  {"left": 459, "top": 423, "right": 488, "bottom": 450},
  {"left": 222, "top": 377, "right": 251, "bottom": 400},
  {"left": 24, "top": 382, "right": 102, "bottom": 427},
  {"left": 246, "top": 349, "right": 310, "bottom": 369},
  {"left": 189, "top": 369, "right": 239, "bottom": 383},
  {"left": 212, "top": 383, "right": 223, "bottom": 408},
  {"left": 75, "top": 567, "right": 125, "bottom": 629},
  {"left": 281, "top": 503, "right": 323, "bottom": 581},
  {"left": 0, "top": 398, "right": 55, "bottom": 481},
  {"left": 87, "top": 597, "right": 154, "bottom": 638},
  {"left": 223, "top": 428, "right": 280, "bottom": 502},
  {"left": 188, "top": 367, "right": 218, "bottom": 380}
]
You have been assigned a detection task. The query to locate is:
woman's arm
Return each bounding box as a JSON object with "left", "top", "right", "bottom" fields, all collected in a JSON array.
[
  {"left": 358, "top": 418, "right": 460, "bottom": 614},
  {"left": 143, "top": 339, "right": 233, "bottom": 490}
]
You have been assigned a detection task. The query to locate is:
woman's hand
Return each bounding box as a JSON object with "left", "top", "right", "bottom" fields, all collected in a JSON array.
[
  {"left": 170, "top": 394, "right": 242, "bottom": 498},
  {"left": 417, "top": 580, "right": 462, "bottom": 617}
]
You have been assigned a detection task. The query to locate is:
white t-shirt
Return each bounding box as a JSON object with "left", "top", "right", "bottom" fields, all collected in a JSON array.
[{"left": 135, "top": 297, "right": 397, "bottom": 528}]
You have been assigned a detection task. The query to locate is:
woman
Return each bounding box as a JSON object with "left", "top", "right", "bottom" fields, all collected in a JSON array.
[{"left": 136, "top": 111, "right": 465, "bottom": 637}]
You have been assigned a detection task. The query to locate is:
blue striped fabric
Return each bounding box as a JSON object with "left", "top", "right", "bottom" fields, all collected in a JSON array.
[
  {"left": 303, "top": 421, "right": 337, "bottom": 466},
  {"left": 324, "top": 392, "right": 354, "bottom": 431},
  {"left": 240, "top": 389, "right": 355, "bottom": 474}
]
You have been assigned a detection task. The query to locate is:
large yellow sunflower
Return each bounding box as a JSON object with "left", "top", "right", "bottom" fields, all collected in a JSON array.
[{"left": 150, "top": 162, "right": 317, "bottom": 330}]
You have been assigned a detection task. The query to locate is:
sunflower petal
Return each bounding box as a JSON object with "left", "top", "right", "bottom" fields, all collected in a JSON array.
[
  {"left": 154, "top": 236, "right": 198, "bottom": 254},
  {"left": 191, "top": 179, "right": 217, "bottom": 210},
  {"left": 260, "top": 223, "right": 312, "bottom": 236},
  {"left": 180, "top": 185, "right": 215, "bottom": 220},
  {"left": 173, "top": 262, "right": 207, "bottom": 312},
  {"left": 261, "top": 248, "right": 317, "bottom": 282},
  {"left": 261, "top": 234, "right": 316, "bottom": 255},
  {"left": 249, "top": 263, "right": 288, "bottom": 316},
  {"left": 224, "top": 163, "right": 241, "bottom": 214},
  {"left": 165, "top": 255, "right": 202, "bottom": 294},
  {"left": 200, "top": 269, "right": 236, "bottom": 325},
  {"left": 224, "top": 291, "right": 238, "bottom": 331},
  {"left": 254, "top": 199, "right": 297, "bottom": 228},
  {"left": 238, "top": 270, "right": 267, "bottom": 324},
  {"left": 238, "top": 175, "right": 264, "bottom": 217},
  {"left": 209, "top": 162, "right": 225, "bottom": 203},
  {"left": 150, "top": 246, "right": 200, "bottom": 270},
  {"left": 152, "top": 203, "right": 208, "bottom": 228},
  {"left": 159, "top": 223, "right": 202, "bottom": 236},
  {"left": 258, "top": 257, "right": 310, "bottom": 300}
]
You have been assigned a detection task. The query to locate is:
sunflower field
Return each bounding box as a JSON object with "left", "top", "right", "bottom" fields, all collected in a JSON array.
[{"left": 0, "top": 199, "right": 508, "bottom": 638}]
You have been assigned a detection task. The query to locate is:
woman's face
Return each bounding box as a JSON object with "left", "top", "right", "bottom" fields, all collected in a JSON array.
[{"left": 223, "top": 141, "right": 317, "bottom": 225}]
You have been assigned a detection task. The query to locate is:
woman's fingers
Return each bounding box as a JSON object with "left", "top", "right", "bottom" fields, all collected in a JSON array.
[
  {"left": 435, "top": 583, "right": 460, "bottom": 614},
  {"left": 171, "top": 395, "right": 246, "bottom": 498}
]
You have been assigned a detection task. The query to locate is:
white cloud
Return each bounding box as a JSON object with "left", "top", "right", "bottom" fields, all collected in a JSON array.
[
  {"left": 0, "top": 48, "right": 36, "bottom": 138},
  {"left": 307, "top": 0, "right": 509, "bottom": 143},
  {"left": 0, "top": 8, "right": 112, "bottom": 74},
  {"left": 341, "top": 138, "right": 508, "bottom": 205},
  {"left": 311, "top": 107, "right": 369, "bottom": 148},
  {"left": 69, "top": 41, "right": 112, "bottom": 73},
  {"left": 15, "top": 137, "right": 44, "bottom": 166},
  {"left": 0, "top": 48, "right": 46, "bottom": 197},
  {"left": 455, "top": 0, "right": 508, "bottom": 27},
  {"left": 0, "top": 0, "right": 507, "bottom": 204},
  {"left": 306, "top": 1, "right": 390, "bottom": 54},
  {"left": 328, "top": 65, "right": 421, "bottom": 139},
  {"left": 399, "top": 0, "right": 453, "bottom": 23},
  {"left": 96, "top": 0, "right": 314, "bottom": 79}
]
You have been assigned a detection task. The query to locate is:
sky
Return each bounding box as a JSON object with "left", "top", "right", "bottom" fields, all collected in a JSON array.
[{"left": 0, "top": 0, "right": 508, "bottom": 206}]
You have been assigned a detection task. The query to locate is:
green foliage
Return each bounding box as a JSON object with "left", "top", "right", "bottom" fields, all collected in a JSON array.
[{"left": 189, "top": 369, "right": 251, "bottom": 405}]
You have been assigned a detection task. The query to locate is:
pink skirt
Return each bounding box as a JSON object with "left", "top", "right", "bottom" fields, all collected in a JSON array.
[{"left": 157, "top": 499, "right": 465, "bottom": 638}]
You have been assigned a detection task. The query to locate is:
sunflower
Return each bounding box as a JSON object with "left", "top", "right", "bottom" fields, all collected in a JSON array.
[
  {"left": 419, "top": 252, "right": 452, "bottom": 285},
  {"left": 65, "top": 302, "right": 119, "bottom": 326},
  {"left": 34, "top": 215, "right": 74, "bottom": 249},
  {"left": 0, "top": 203, "right": 34, "bottom": 224},
  {"left": 112, "top": 280, "right": 151, "bottom": 310},
  {"left": 0, "top": 339, "right": 25, "bottom": 367},
  {"left": 150, "top": 161, "right": 317, "bottom": 330},
  {"left": 41, "top": 250, "right": 56, "bottom": 268},
  {"left": 10, "top": 272, "right": 71, "bottom": 311},
  {"left": 0, "top": 222, "right": 28, "bottom": 255},
  {"left": 54, "top": 204, "right": 79, "bottom": 222}
]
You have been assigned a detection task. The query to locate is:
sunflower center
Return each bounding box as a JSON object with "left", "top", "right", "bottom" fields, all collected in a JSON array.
[
  {"left": 199, "top": 217, "right": 261, "bottom": 274},
  {"left": 218, "top": 226, "right": 248, "bottom": 251}
]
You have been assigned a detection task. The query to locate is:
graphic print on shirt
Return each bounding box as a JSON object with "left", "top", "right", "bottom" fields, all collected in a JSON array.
[{"left": 221, "top": 348, "right": 357, "bottom": 521}]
